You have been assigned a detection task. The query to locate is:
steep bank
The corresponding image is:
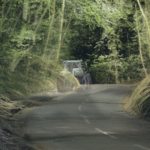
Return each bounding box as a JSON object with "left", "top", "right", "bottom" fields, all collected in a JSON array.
[
  {"left": 125, "top": 75, "right": 150, "bottom": 118},
  {"left": 0, "top": 96, "right": 35, "bottom": 150},
  {"left": 0, "top": 73, "right": 79, "bottom": 150}
]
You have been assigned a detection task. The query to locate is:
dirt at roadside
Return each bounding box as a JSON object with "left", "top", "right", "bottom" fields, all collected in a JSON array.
[
  {"left": 0, "top": 93, "right": 58, "bottom": 150},
  {"left": 0, "top": 97, "right": 35, "bottom": 150}
]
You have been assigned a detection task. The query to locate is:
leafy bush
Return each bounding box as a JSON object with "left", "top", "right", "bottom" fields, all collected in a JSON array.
[
  {"left": 90, "top": 56, "right": 114, "bottom": 84},
  {"left": 119, "top": 55, "right": 145, "bottom": 82},
  {"left": 90, "top": 55, "right": 145, "bottom": 84}
]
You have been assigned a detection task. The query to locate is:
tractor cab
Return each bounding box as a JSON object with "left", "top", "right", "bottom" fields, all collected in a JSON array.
[
  {"left": 57, "top": 60, "right": 92, "bottom": 92},
  {"left": 63, "top": 60, "right": 84, "bottom": 83}
]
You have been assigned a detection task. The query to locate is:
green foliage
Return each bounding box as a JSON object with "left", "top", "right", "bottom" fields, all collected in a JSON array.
[
  {"left": 90, "top": 55, "right": 145, "bottom": 84},
  {"left": 0, "top": 0, "right": 150, "bottom": 97},
  {"left": 114, "top": 15, "right": 139, "bottom": 57},
  {"left": 126, "top": 0, "right": 150, "bottom": 117},
  {"left": 119, "top": 55, "right": 144, "bottom": 81},
  {"left": 90, "top": 55, "right": 116, "bottom": 84},
  {"left": 65, "top": 0, "right": 149, "bottom": 83},
  {"left": 69, "top": 24, "right": 104, "bottom": 64},
  {"left": 0, "top": 0, "right": 65, "bottom": 96}
]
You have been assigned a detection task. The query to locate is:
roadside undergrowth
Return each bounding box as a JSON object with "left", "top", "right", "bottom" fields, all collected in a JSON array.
[
  {"left": 125, "top": 75, "right": 150, "bottom": 118},
  {"left": 0, "top": 96, "right": 35, "bottom": 150},
  {"left": 0, "top": 57, "right": 79, "bottom": 150}
]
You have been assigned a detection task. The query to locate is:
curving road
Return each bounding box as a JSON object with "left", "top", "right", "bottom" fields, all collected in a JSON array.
[{"left": 22, "top": 85, "right": 150, "bottom": 150}]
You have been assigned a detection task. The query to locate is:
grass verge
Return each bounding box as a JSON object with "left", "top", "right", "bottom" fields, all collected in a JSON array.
[{"left": 125, "top": 75, "right": 150, "bottom": 118}]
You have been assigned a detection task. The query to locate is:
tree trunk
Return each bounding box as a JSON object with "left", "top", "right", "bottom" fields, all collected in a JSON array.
[
  {"left": 43, "top": 0, "right": 56, "bottom": 58},
  {"left": 56, "top": 0, "right": 66, "bottom": 62},
  {"left": 136, "top": 0, "right": 150, "bottom": 50},
  {"left": 136, "top": 11, "right": 148, "bottom": 77},
  {"left": 23, "top": 0, "right": 29, "bottom": 21}
]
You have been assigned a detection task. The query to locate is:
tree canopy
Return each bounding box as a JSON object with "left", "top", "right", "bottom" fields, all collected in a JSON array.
[{"left": 0, "top": 0, "right": 150, "bottom": 96}]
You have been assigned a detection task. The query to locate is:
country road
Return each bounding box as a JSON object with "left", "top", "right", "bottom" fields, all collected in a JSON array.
[{"left": 20, "top": 85, "right": 150, "bottom": 150}]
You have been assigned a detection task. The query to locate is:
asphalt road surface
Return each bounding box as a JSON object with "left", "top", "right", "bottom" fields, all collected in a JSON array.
[{"left": 21, "top": 85, "right": 150, "bottom": 150}]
